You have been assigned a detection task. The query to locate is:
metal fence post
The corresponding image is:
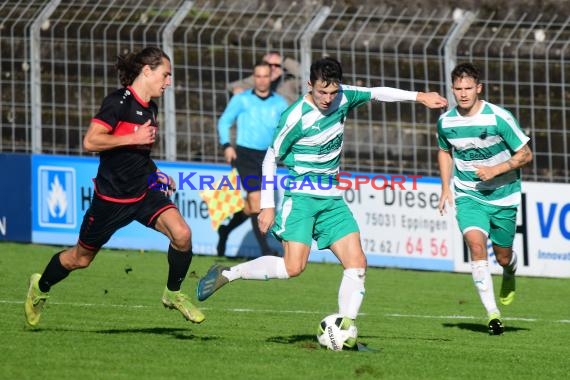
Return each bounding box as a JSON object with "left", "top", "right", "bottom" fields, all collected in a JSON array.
[
  {"left": 443, "top": 10, "right": 475, "bottom": 108},
  {"left": 163, "top": 1, "right": 194, "bottom": 162},
  {"left": 300, "top": 7, "right": 331, "bottom": 89},
  {"left": 30, "top": 0, "right": 60, "bottom": 153}
]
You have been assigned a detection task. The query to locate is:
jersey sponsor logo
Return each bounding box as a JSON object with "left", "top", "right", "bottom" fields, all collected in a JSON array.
[
  {"left": 319, "top": 134, "right": 343, "bottom": 154},
  {"left": 38, "top": 166, "right": 76, "bottom": 228},
  {"left": 467, "top": 151, "right": 491, "bottom": 160}
]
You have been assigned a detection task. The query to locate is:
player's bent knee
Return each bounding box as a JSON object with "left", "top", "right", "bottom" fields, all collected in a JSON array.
[
  {"left": 344, "top": 252, "right": 366, "bottom": 269},
  {"left": 496, "top": 254, "right": 512, "bottom": 267},
  {"left": 285, "top": 264, "right": 305, "bottom": 278},
  {"left": 171, "top": 225, "right": 192, "bottom": 250}
]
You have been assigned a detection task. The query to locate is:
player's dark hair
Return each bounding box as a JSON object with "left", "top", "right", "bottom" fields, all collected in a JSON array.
[
  {"left": 451, "top": 62, "right": 481, "bottom": 84},
  {"left": 116, "top": 47, "right": 170, "bottom": 87},
  {"left": 310, "top": 57, "right": 342, "bottom": 86}
]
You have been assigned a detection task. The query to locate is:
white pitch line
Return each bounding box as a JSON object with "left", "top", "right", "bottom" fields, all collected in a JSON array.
[
  {"left": 386, "top": 313, "right": 476, "bottom": 320},
  {"left": 385, "top": 313, "right": 538, "bottom": 322},
  {"left": 0, "top": 299, "right": 148, "bottom": 309},
  {"left": 227, "top": 308, "right": 322, "bottom": 314},
  {"left": 2, "top": 299, "right": 568, "bottom": 324}
]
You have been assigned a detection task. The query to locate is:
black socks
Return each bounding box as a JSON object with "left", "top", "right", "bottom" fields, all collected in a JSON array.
[
  {"left": 38, "top": 251, "right": 70, "bottom": 293},
  {"left": 166, "top": 245, "right": 193, "bottom": 291}
]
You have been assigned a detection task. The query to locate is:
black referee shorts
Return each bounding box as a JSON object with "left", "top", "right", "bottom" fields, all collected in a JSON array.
[
  {"left": 235, "top": 145, "right": 266, "bottom": 192},
  {"left": 78, "top": 190, "right": 176, "bottom": 251}
]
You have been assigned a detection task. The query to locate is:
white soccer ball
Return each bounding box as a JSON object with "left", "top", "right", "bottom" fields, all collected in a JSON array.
[{"left": 317, "top": 314, "right": 358, "bottom": 351}]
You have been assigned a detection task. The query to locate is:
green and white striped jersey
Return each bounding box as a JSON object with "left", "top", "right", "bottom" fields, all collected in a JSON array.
[
  {"left": 437, "top": 100, "right": 530, "bottom": 206},
  {"left": 272, "top": 85, "right": 372, "bottom": 198}
]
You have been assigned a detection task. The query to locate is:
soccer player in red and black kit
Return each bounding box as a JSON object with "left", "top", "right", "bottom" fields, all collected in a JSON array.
[{"left": 24, "top": 47, "right": 204, "bottom": 326}]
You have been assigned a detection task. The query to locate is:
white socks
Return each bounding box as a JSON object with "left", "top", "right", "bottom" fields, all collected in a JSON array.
[
  {"left": 221, "top": 260, "right": 365, "bottom": 320},
  {"left": 471, "top": 260, "right": 499, "bottom": 315},
  {"left": 222, "top": 256, "right": 289, "bottom": 281},
  {"left": 338, "top": 268, "right": 366, "bottom": 320}
]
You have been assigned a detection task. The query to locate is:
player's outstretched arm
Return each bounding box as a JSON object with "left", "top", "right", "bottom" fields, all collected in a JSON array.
[
  {"left": 416, "top": 92, "right": 448, "bottom": 109},
  {"left": 369, "top": 87, "right": 446, "bottom": 109}
]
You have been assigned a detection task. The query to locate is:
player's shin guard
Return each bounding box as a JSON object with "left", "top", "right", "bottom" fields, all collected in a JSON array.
[
  {"left": 338, "top": 268, "right": 366, "bottom": 320},
  {"left": 167, "top": 245, "right": 193, "bottom": 291},
  {"left": 471, "top": 260, "right": 499, "bottom": 315}
]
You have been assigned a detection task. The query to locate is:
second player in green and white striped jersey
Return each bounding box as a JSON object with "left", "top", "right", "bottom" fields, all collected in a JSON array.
[
  {"left": 438, "top": 100, "right": 530, "bottom": 207},
  {"left": 437, "top": 62, "right": 532, "bottom": 335}
]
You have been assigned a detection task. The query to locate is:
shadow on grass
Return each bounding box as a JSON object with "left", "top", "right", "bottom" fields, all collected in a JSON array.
[
  {"left": 267, "top": 334, "right": 316, "bottom": 345},
  {"left": 381, "top": 335, "right": 452, "bottom": 342},
  {"left": 96, "top": 327, "right": 219, "bottom": 341},
  {"left": 28, "top": 326, "right": 218, "bottom": 341},
  {"left": 267, "top": 334, "right": 382, "bottom": 351},
  {"left": 442, "top": 322, "right": 530, "bottom": 334}
]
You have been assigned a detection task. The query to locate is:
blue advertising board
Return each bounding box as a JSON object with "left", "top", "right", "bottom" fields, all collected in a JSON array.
[
  {"left": 0, "top": 154, "right": 32, "bottom": 242},
  {"left": 30, "top": 154, "right": 279, "bottom": 256}
]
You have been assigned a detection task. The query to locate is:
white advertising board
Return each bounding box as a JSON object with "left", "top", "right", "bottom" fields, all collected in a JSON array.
[
  {"left": 308, "top": 174, "right": 462, "bottom": 272},
  {"left": 311, "top": 174, "right": 569, "bottom": 278},
  {"left": 451, "top": 181, "right": 569, "bottom": 277}
]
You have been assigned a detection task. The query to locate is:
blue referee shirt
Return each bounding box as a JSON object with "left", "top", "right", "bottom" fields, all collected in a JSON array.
[{"left": 218, "top": 90, "right": 288, "bottom": 150}]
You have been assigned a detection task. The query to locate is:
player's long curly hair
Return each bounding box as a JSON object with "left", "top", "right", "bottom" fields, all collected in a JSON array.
[{"left": 116, "top": 47, "right": 170, "bottom": 87}]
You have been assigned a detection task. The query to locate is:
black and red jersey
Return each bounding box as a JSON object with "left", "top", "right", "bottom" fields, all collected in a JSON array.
[{"left": 91, "top": 86, "right": 159, "bottom": 202}]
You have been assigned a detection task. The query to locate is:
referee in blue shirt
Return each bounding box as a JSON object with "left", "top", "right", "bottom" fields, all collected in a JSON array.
[{"left": 217, "top": 62, "right": 289, "bottom": 257}]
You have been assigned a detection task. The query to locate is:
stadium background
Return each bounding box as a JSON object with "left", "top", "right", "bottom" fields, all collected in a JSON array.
[
  {"left": 2, "top": 0, "right": 569, "bottom": 181},
  {"left": 1, "top": 0, "right": 569, "bottom": 276}
]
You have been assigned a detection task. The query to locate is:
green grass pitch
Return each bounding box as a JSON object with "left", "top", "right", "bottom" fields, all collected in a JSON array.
[{"left": 1, "top": 242, "right": 568, "bottom": 379}]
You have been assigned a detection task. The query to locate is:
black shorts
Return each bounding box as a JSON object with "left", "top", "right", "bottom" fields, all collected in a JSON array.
[
  {"left": 235, "top": 145, "right": 266, "bottom": 192},
  {"left": 78, "top": 189, "right": 176, "bottom": 251}
]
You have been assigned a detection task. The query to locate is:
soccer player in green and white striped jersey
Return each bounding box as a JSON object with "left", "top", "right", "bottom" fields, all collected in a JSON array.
[
  {"left": 198, "top": 57, "right": 447, "bottom": 335},
  {"left": 437, "top": 62, "right": 533, "bottom": 335}
]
